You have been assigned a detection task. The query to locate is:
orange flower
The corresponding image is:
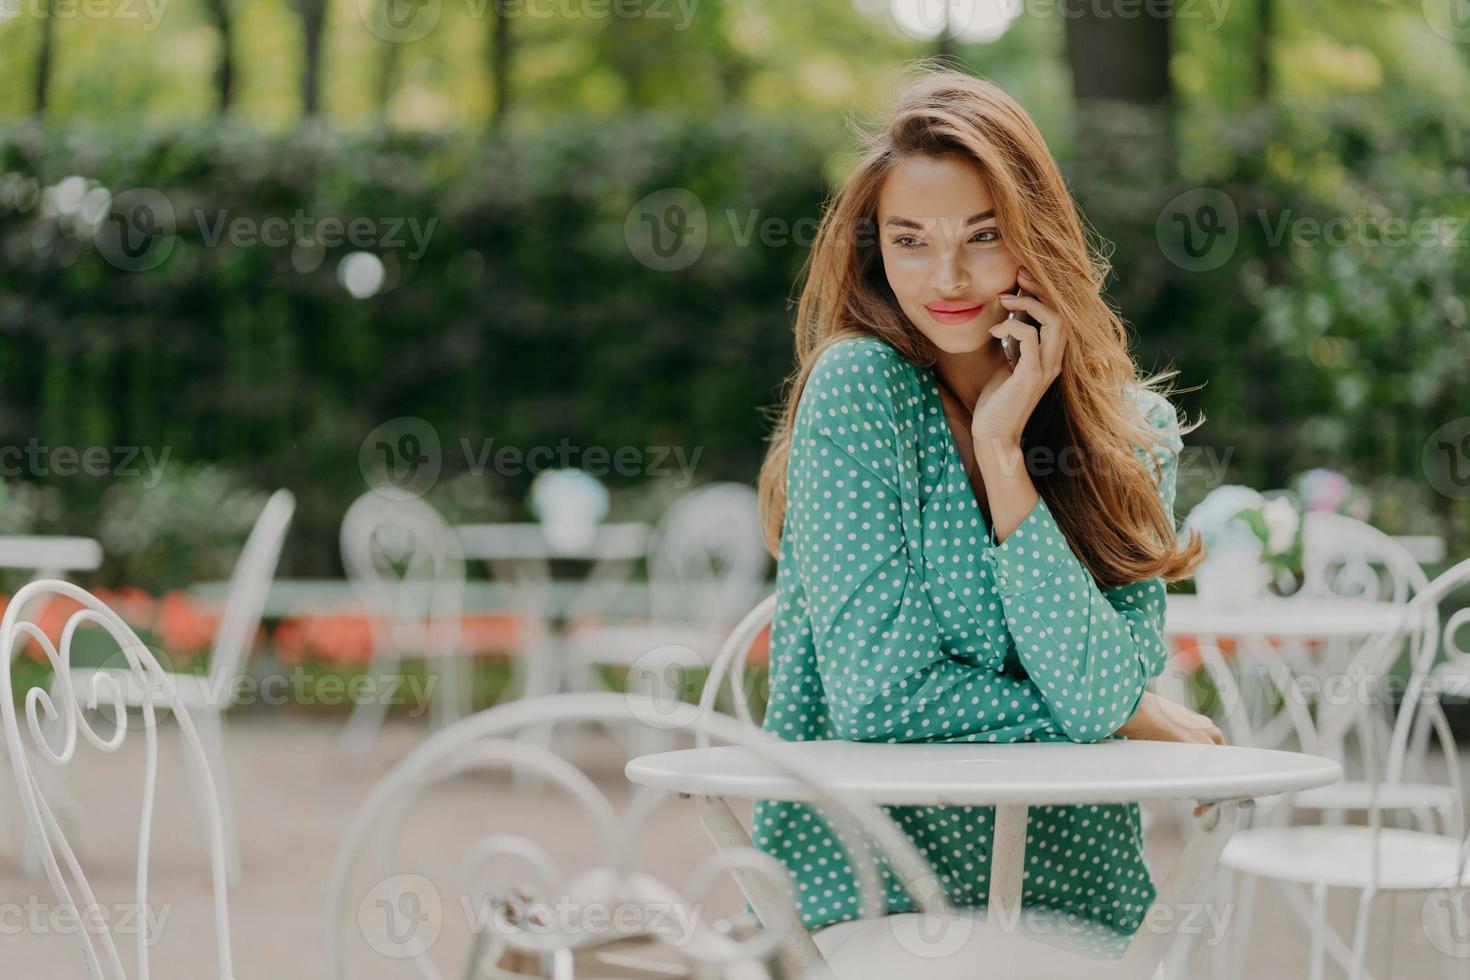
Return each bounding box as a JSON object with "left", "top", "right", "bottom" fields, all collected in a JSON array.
[
  {"left": 93, "top": 586, "right": 158, "bottom": 630},
  {"left": 744, "top": 623, "right": 772, "bottom": 668},
  {"left": 272, "top": 603, "right": 376, "bottom": 668},
  {"left": 26, "top": 594, "right": 88, "bottom": 663},
  {"left": 157, "top": 591, "right": 221, "bottom": 661},
  {"left": 460, "top": 613, "right": 524, "bottom": 655}
]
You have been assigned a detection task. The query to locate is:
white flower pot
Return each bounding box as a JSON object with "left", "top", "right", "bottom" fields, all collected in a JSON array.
[{"left": 1195, "top": 550, "right": 1271, "bottom": 609}]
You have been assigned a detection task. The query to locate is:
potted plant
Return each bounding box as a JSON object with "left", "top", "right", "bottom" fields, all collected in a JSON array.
[{"left": 1184, "top": 486, "right": 1304, "bottom": 608}]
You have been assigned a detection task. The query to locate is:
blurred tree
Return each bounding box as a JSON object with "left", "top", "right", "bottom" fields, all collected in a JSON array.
[
  {"left": 488, "top": 0, "right": 512, "bottom": 129},
  {"left": 203, "top": 0, "right": 237, "bottom": 113},
  {"left": 1062, "top": 4, "right": 1176, "bottom": 198},
  {"left": 30, "top": 0, "right": 55, "bottom": 116},
  {"left": 1063, "top": 5, "right": 1170, "bottom": 105},
  {"left": 297, "top": 0, "right": 328, "bottom": 116},
  {"left": 1254, "top": 0, "right": 1274, "bottom": 100}
]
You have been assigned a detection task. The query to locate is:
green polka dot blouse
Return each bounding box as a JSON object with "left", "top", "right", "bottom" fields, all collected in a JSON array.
[{"left": 750, "top": 335, "right": 1183, "bottom": 950}]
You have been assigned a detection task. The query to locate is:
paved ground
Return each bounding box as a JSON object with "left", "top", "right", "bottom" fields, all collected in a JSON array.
[{"left": 0, "top": 708, "right": 1463, "bottom": 978}]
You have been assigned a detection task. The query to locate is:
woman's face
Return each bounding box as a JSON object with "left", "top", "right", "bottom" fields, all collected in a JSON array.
[{"left": 876, "top": 152, "right": 1020, "bottom": 355}]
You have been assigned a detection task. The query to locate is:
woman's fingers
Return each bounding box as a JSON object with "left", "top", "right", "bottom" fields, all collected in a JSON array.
[
  {"left": 997, "top": 291, "right": 1048, "bottom": 323},
  {"left": 996, "top": 290, "right": 1065, "bottom": 380}
]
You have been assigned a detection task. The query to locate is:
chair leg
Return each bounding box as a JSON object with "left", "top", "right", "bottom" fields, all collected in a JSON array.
[
  {"left": 1223, "top": 869, "right": 1257, "bottom": 980},
  {"left": 340, "top": 655, "right": 398, "bottom": 758},
  {"left": 191, "top": 710, "right": 241, "bottom": 884},
  {"left": 430, "top": 657, "right": 472, "bottom": 733},
  {"left": 1347, "top": 888, "right": 1376, "bottom": 980},
  {"left": 1307, "top": 881, "right": 1328, "bottom": 980}
]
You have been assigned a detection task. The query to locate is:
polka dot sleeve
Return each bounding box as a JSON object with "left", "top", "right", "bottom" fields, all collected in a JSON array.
[
  {"left": 979, "top": 390, "right": 1184, "bottom": 742},
  {"left": 785, "top": 342, "right": 1064, "bottom": 743}
]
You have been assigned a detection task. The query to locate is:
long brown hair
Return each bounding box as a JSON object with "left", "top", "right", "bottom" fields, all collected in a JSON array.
[{"left": 757, "top": 66, "right": 1204, "bottom": 589}]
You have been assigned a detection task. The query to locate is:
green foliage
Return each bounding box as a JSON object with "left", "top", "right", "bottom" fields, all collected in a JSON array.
[
  {"left": 0, "top": 113, "right": 833, "bottom": 580},
  {"left": 1, "top": 84, "right": 1468, "bottom": 589}
]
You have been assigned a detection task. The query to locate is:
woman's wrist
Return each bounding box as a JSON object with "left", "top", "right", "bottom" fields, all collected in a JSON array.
[{"left": 973, "top": 436, "right": 1025, "bottom": 484}]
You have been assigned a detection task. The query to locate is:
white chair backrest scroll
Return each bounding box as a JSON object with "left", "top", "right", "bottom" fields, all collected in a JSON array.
[
  {"left": 327, "top": 691, "right": 950, "bottom": 980},
  {"left": 341, "top": 491, "right": 466, "bottom": 665},
  {"left": 648, "top": 483, "right": 768, "bottom": 630},
  {"left": 0, "top": 579, "right": 235, "bottom": 979},
  {"left": 1298, "top": 512, "right": 1429, "bottom": 603}
]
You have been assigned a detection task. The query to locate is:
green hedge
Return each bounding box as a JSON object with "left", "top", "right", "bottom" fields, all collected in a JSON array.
[{"left": 1, "top": 96, "right": 1466, "bottom": 588}]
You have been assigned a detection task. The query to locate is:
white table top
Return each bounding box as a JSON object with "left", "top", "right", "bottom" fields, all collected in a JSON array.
[
  {"left": 626, "top": 739, "right": 1342, "bottom": 807},
  {"left": 0, "top": 535, "right": 103, "bottom": 573},
  {"left": 1164, "top": 594, "right": 1410, "bottom": 639},
  {"left": 455, "top": 522, "right": 650, "bottom": 561}
]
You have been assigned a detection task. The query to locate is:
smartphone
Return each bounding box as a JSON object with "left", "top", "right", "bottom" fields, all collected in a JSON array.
[{"left": 1000, "top": 284, "right": 1039, "bottom": 369}]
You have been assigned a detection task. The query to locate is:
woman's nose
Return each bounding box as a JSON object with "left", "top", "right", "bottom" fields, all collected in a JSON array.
[{"left": 933, "top": 251, "right": 970, "bottom": 294}]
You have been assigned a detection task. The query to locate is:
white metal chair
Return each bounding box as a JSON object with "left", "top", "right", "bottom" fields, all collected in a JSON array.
[
  {"left": 326, "top": 691, "right": 952, "bottom": 980},
  {"left": 1, "top": 579, "right": 236, "bottom": 978},
  {"left": 339, "top": 491, "right": 473, "bottom": 758},
  {"left": 0, "top": 534, "right": 103, "bottom": 873},
  {"left": 1179, "top": 513, "right": 1447, "bottom": 827},
  {"left": 1207, "top": 556, "right": 1470, "bottom": 980},
  {"left": 693, "top": 593, "right": 776, "bottom": 748},
  {"left": 45, "top": 488, "right": 294, "bottom": 884},
  {"left": 564, "top": 483, "right": 769, "bottom": 756}
]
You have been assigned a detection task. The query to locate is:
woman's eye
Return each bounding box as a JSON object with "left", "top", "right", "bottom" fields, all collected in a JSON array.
[
  {"left": 970, "top": 229, "right": 1001, "bottom": 244},
  {"left": 893, "top": 236, "right": 923, "bottom": 248}
]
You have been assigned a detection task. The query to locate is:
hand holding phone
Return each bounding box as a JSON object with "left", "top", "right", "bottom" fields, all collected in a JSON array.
[{"left": 999, "top": 284, "right": 1040, "bottom": 369}]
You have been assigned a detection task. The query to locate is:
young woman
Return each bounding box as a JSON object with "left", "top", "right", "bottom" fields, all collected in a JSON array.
[{"left": 751, "top": 68, "right": 1219, "bottom": 950}]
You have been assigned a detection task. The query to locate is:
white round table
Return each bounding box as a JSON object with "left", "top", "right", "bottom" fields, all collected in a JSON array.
[
  {"left": 1164, "top": 594, "right": 1409, "bottom": 639},
  {"left": 627, "top": 738, "right": 1342, "bottom": 806},
  {"left": 627, "top": 740, "right": 1341, "bottom": 978}
]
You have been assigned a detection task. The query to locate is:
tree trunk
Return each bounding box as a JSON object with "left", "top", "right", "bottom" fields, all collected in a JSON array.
[
  {"left": 1063, "top": 7, "right": 1171, "bottom": 106},
  {"left": 32, "top": 0, "right": 56, "bottom": 117},
  {"left": 1063, "top": 6, "right": 1176, "bottom": 179},
  {"left": 489, "top": 0, "right": 511, "bottom": 129},
  {"left": 1254, "top": 0, "right": 1273, "bottom": 101},
  {"left": 298, "top": 0, "right": 328, "bottom": 118},
  {"left": 202, "top": 0, "right": 235, "bottom": 113},
  {"left": 376, "top": 32, "right": 401, "bottom": 124}
]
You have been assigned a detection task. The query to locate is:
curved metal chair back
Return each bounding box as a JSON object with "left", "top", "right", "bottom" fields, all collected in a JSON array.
[
  {"left": 205, "top": 488, "right": 295, "bottom": 703},
  {"left": 1198, "top": 557, "right": 1470, "bottom": 839},
  {"left": 327, "top": 691, "right": 950, "bottom": 980},
  {"left": 0, "top": 580, "right": 235, "bottom": 979},
  {"left": 341, "top": 492, "right": 466, "bottom": 660},
  {"left": 1298, "top": 511, "right": 1429, "bottom": 603},
  {"left": 648, "top": 483, "right": 768, "bottom": 630},
  {"left": 695, "top": 594, "right": 777, "bottom": 747},
  {"left": 339, "top": 493, "right": 467, "bottom": 754}
]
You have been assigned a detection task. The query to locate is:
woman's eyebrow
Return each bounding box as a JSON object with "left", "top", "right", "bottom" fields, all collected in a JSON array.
[{"left": 882, "top": 210, "right": 996, "bottom": 230}]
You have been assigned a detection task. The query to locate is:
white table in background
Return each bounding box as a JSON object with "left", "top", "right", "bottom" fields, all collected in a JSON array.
[
  {"left": 627, "top": 739, "right": 1341, "bottom": 979},
  {"left": 454, "top": 522, "right": 652, "bottom": 700},
  {"left": 1164, "top": 594, "right": 1408, "bottom": 641},
  {"left": 0, "top": 535, "right": 103, "bottom": 579},
  {"left": 1162, "top": 594, "right": 1412, "bottom": 752}
]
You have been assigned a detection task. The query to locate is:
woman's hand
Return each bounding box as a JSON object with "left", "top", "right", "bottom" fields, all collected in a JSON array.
[
  {"left": 1114, "top": 691, "right": 1225, "bottom": 818},
  {"left": 970, "top": 265, "right": 1069, "bottom": 452},
  {"left": 1115, "top": 690, "right": 1223, "bottom": 744}
]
